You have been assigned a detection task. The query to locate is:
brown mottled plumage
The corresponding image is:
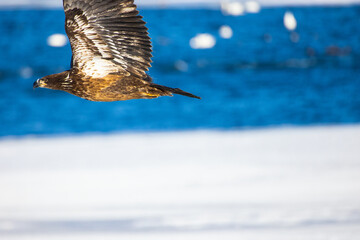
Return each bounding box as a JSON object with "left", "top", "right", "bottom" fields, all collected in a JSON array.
[{"left": 34, "top": 0, "right": 200, "bottom": 101}]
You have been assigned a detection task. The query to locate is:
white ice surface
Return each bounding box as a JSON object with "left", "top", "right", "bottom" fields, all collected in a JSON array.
[
  {"left": 0, "top": 0, "right": 359, "bottom": 8},
  {"left": 0, "top": 126, "right": 360, "bottom": 239}
]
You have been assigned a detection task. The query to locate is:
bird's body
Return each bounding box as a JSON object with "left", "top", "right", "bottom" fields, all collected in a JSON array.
[
  {"left": 34, "top": 0, "right": 200, "bottom": 101},
  {"left": 43, "top": 70, "right": 174, "bottom": 102}
]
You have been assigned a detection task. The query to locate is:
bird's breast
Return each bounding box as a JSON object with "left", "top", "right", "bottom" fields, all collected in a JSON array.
[{"left": 67, "top": 74, "right": 136, "bottom": 102}]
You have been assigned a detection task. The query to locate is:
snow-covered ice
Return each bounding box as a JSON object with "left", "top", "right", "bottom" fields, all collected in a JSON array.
[
  {"left": 0, "top": 0, "right": 359, "bottom": 8},
  {"left": 0, "top": 126, "right": 360, "bottom": 239}
]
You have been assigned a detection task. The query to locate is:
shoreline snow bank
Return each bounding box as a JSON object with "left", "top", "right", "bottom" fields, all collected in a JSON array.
[
  {"left": 1, "top": 125, "right": 359, "bottom": 207},
  {"left": 0, "top": 125, "right": 359, "bottom": 237}
]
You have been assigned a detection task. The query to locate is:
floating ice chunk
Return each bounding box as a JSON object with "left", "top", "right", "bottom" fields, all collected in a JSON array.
[
  {"left": 47, "top": 33, "right": 67, "bottom": 47},
  {"left": 219, "top": 25, "right": 233, "bottom": 39},
  {"left": 284, "top": 11, "right": 297, "bottom": 31},
  {"left": 19, "top": 67, "right": 33, "bottom": 79},
  {"left": 221, "top": 1, "right": 245, "bottom": 16},
  {"left": 174, "top": 60, "right": 189, "bottom": 72},
  {"left": 290, "top": 32, "right": 300, "bottom": 43},
  {"left": 190, "top": 34, "right": 216, "bottom": 49},
  {"left": 245, "top": 1, "right": 261, "bottom": 13}
]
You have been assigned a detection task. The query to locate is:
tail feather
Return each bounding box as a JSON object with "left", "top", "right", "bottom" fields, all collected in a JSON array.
[{"left": 151, "top": 84, "right": 201, "bottom": 99}]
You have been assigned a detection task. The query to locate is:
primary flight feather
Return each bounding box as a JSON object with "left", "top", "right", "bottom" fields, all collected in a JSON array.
[{"left": 34, "top": 0, "right": 200, "bottom": 101}]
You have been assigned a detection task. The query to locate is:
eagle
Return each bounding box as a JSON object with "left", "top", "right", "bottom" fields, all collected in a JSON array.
[{"left": 33, "top": 0, "right": 200, "bottom": 101}]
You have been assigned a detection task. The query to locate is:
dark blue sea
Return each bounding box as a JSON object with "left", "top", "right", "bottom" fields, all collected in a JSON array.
[{"left": 0, "top": 6, "right": 359, "bottom": 137}]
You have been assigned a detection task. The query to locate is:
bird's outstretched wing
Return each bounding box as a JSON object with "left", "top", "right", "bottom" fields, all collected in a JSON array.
[{"left": 63, "top": 0, "right": 152, "bottom": 79}]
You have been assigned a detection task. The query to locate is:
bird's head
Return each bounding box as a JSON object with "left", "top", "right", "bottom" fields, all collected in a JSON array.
[
  {"left": 33, "top": 71, "right": 71, "bottom": 90},
  {"left": 33, "top": 77, "right": 49, "bottom": 89}
]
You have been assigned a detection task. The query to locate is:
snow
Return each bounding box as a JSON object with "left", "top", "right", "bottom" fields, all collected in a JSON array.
[
  {"left": 0, "top": 0, "right": 359, "bottom": 8},
  {"left": 4, "top": 225, "right": 360, "bottom": 240},
  {"left": 0, "top": 126, "right": 360, "bottom": 239}
]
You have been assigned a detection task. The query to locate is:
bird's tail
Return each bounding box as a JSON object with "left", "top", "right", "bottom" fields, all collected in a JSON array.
[{"left": 150, "top": 84, "right": 201, "bottom": 99}]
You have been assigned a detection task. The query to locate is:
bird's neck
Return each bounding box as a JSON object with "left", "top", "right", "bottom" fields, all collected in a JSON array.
[{"left": 46, "top": 71, "right": 72, "bottom": 90}]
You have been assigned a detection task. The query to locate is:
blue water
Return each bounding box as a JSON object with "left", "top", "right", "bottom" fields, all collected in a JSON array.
[{"left": 0, "top": 6, "right": 359, "bottom": 137}]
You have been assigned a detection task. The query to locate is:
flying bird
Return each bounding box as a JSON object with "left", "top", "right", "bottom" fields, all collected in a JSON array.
[{"left": 33, "top": 0, "right": 200, "bottom": 101}]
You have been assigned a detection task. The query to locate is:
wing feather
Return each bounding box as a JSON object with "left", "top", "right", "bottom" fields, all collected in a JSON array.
[{"left": 63, "top": 0, "right": 152, "bottom": 79}]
